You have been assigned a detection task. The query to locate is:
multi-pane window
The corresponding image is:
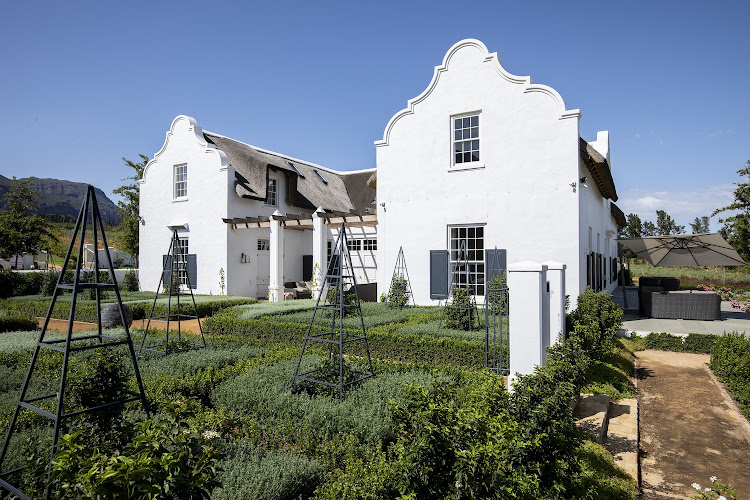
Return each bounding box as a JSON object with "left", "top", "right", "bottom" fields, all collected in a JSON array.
[
  {"left": 176, "top": 237, "right": 189, "bottom": 287},
  {"left": 363, "top": 239, "right": 377, "bottom": 251},
  {"left": 174, "top": 164, "right": 187, "bottom": 199},
  {"left": 265, "top": 178, "right": 278, "bottom": 207},
  {"left": 257, "top": 239, "right": 269, "bottom": 251},
  {"left": 347, "top": 239, "right": 362, "bottom": 252},
  {"left": 453, "top": 115, "right": 479, "bottom": 165},
  {"left": 449, "top": 225, "right": 485, "bottom": 296}
]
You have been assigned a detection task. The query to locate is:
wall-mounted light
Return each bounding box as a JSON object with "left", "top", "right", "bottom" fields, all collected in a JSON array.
[
  {"left": 380, "top": 202, "right": 386, "bottom": 212},
  {"left": 569, "top": 181, "right": 577, "bottom": 190},
  {"left": 579, "top": 176, "right": 587, "bottom": 185}
]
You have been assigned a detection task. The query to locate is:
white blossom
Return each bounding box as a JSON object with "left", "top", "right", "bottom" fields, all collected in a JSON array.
[
  {"left": 719, "top": 496, "right": 727, "bottom": 500},
  {"left": 710, "top": 476, "right": 717, "bottom": 483},
  {"left": 692, "top": 483, "right": 701, "bottom": 491}
]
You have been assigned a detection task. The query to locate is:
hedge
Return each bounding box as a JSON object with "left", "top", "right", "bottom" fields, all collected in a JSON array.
[
  {"left": 0, "top": 317, "right": 37, "bottom": 333},
  {"left": 644, "top": 332, "right": 717, "bottom": 353},
  {"left": 709, "top": 333, "right": 750, "bottom": 419}
]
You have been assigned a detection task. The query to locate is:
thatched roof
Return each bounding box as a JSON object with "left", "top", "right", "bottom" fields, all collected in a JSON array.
[
  {"left": 204, "top": 132, "right": 374, "bottom": 213},
  {"left": 579, "top": 138, "right": 618, "bottom": 201}
]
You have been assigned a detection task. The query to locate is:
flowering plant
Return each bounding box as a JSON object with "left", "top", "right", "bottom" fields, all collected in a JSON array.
[
  {"left": 690, "top": 476, "right": 740, "bottom": 500},
  {"left": 698, "top": 284, "right": 750, "bottom": 314}
]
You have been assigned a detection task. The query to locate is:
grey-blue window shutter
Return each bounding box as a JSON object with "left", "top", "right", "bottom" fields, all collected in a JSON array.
[
  {"left": 430, "top": 250, "right": 449, "bottom": 299},
  {"left": 162, "top": 255, "right": 173, "bottom": 287},
  {"left": 485, "top": 249, "right": 507, "bottom": 283},
  {"left": 187, "top": 254, "right": 197, "bottom": 289}
]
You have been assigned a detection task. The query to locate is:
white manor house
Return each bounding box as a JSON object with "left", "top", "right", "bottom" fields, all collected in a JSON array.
[{"left": 139, "top": 39, "right": 623, "bottom": 305}]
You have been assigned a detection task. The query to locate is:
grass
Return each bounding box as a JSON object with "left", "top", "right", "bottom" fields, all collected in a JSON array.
[
  {"left": 581, "top": 339, "right": 636, "bottom": 400},
  {"left": 628, "top": 260, "right": 750, "bottom": 290}
]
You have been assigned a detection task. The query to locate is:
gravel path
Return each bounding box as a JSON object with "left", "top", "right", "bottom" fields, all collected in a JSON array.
[{"left": 637, "top": 350, "right": 750, "bottom": 499}]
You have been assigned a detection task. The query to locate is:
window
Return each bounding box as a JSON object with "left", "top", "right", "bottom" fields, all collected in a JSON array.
[
  {"left": 347, "top": 239, "right": 362, "bottom": 252},
  {"left": 257, "top": 239, "right": 270, "bottom": 251},
  {"left": 176, "top": 237, "right": 189, "bottom": 287},
  {"left": 363, "top": 239, "right": 377, "bottom": 251},
  {"left": 174, "top": 164, "right": 187, "bottom": 199},
  {"left": 313, "top": 169, "right": 328, "bottom": 185},
  {"left": 288, "top": 161, "right": 305, "bottom": 179},
  {"left": 265, "top": 177, "right": 278, "bottom": 207},
  {"left": 448, "top": 225, "right": 485, "bottom": 295},
  {"left": 453, "top": 115, "right": 480, "bottom": 165}
]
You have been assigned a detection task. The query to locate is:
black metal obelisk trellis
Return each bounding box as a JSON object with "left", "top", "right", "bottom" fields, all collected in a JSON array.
[
  {"left": 140, "top": 229, "right": 205, "bottom": 355},
  {"left": 484, "top": 248, "right": 509, "bottom": 375},
  {"left": 0, "top": 186, "right": 150, "bottom": 500},
  {"left": 386, "top": 246, "right": 415, "bottom": 308},
  {"left": 290, "top": 223, "right": 374, "bottom": 401},
  {"left": 439, "top": 240, "right": 481, "bottom": 331}
]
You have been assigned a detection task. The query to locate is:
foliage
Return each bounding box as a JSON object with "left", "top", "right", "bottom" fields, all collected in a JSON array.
[
  {"left": 444, "top": 287, "right": 479, "bottom": 331},
  {"left": 325, "top": 284, "right": 357, "bottom": 316},
  {"left": 214, "top": 442, "right": 324, "bottom": 500},
  {"left": 643, "top": 220, "right": 657, "bottom": 236},
  {"left": 122, "top": 269, "right": 139, "bottom": 292},
  {"left": 486, "top": 273, "right": 508, "bottom": 317},
  {"left": 0, "top": 316, "right": 37, "bottom": 333},
  {"left": 112, "top": 155, "right": 148, "bottom": 266},
  {"left": 656, "top": 209, "right": 686, "bottom": 235},
  {"left": 0, "top": 177, "right": 52, "bottom": 268},
  {"left": 218, "top": 267, "right": 225, "bottom": 296},
  {"left": 642, "top": 332, "right": 717, "bottom": 354},
  {"left": 621, "top": 213, "right": 643, "bottom": 239},
  {"left": 39, "top": 400, "right": 223, "bottom": 499},
  {"left": 386, "top": 273, "right": 410, "bottom": 308},
  {"left": 713, "top": 160, "right": 750, "bottom": 261},
  {"left": 690, "top": 476, "right": 741, "bottom": 499},
  {"left": 0, "top": 270, "right": 45, "bottom": 298},
  {"left": 709, "top": 332, "right": 750, "bottom": 419},
  {"left": 292, "top": 356, "right": 361, "bottom": 398},
  {"left": 568, "top": 288, "right": 623, "bottom": 362},
  {"left": 690, "top": 216, "right": 711, "bottom": 234}
]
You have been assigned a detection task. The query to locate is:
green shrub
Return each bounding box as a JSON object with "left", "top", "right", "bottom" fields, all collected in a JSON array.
[
  {"left": 0, "top": 271, "right": 45, "bottom": 298},
  {"left": 386, "top": 274, "right": 410, "bottom": 309},
  {"left": 39, "top": 270, "right": 59, "bottom": 296},
  {"left": 214, "top": 443, "right": 324, "bottom": 500},
  {"left": 710, "top": 333, "right": 750, "bottom": 418},
  {"left": 444, "top": 287, "right": 479, "bottom": 331},
  {"left": 568, "top": 288, "right": 623, "bottom": 362},
  {"left": 683, "top": 333, "right": 717, "bottom": 353},
  {"left": 644, "top": 332, "right": 684, "bottom": 351},
  {"left": 36, "top": 401, "right": 223, "bottom": 499},
  {"left": 0, "top": 316, "right": 37, "bottom": 333},
  {"left": 122, "top": 270, "right": 139, "bottom": 292}
]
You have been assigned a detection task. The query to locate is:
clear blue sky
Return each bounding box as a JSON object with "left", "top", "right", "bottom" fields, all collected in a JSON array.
[{"left": 2, "top": 0, "right": 748, "bottom": 230}]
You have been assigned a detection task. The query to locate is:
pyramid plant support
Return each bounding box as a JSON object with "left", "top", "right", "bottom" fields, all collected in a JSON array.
[
  {"left": 386, "top": 246, "right": 415, "bottom": 308},
  {"left": 290, "top": 223, "right": 374, "bottom": 401},
  {"left": 439, "top": 240, "right": 481, "bottom": 331},
  {"left": 484, "top": 247, "right": 509, "bottom": 375},
  {"left": 140, "top": 229, "right": 206, "bottom": 355},
  {"left": 0, "top": 186, "right": 150, "bottom": 500}
]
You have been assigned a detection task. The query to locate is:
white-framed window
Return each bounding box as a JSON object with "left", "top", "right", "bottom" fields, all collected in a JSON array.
[
  {"left": 448, "top": 225, "right": 485, "bottom": 296},
  {"left": 363, "top": 239, "right": 377, "bottom": 251},
  {"left": 176, "top": 237, "right": 189, "bottom": 287},
  {"left": 174, "top": 164, "right": 187, "bottom": 199},
  {"left": 265, "top": 177, "right": 278, "bottom": 207},
  {"left": 347, "top": 239, "right": 362, "bottom": 252},
  {"left": 452, "top": 114, "right": 480, "bottom": 165},
  {"left": 257, "top": 238, "right": 270, "bottom": 251}
]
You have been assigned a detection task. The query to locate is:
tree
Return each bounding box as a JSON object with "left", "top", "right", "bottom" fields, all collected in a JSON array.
[
  {"left": 113, "top": 155, "right": 148, "bottom": 267},
  {"left": 655, "top": 209, "right": 685, "bottom": 235},
  {"left": 713, "top": 161, "right": 750, "bottom": 261},
  {"left": 689, "top": 216, "right": 710, "bottom": 234},
  {"left": 621, "top": 213, "right": 643, "bottom": 239},
  {"left": 0, "top": 177, "right": 51, "bottom": 268},
  {"left": 642, "top": 221, "right": 657, "bottom": 236}
]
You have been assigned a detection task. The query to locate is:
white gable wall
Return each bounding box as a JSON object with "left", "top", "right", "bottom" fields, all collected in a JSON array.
[
  {"left": 376, "top": 39, "right": 609, "bottom": 305},
  {"left": 140, "top": 116, "right": 232, "bottom": 295}
]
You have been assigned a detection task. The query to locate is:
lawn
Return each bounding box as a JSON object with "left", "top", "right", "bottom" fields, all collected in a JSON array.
[
  {"left": 628, "top": 260, "right": 750, "bottom": 290},
  {"left": 0, "top": 294, "right": 638, "bottom": 499}
]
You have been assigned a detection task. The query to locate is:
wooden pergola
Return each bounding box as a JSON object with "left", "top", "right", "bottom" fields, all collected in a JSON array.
[{"left": 222, "top": 209, "right": 377, "bottom": 231}]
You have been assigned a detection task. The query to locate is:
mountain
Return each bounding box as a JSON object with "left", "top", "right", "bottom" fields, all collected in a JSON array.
[{"left": 0, "top": 176, "right": 121, "bottom": 224}]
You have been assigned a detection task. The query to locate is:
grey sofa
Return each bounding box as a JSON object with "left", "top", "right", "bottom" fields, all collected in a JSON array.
[
  {"left": 284, "top": 281, "right": 313, "bottom": 299},
  {"left": 650, "top": 291, "right": 721, "bottom": 321}
]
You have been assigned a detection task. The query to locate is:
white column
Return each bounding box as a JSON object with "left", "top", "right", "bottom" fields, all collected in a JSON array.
[
  {"left": 311, "top": 207, "right": 327, "bottom": 298},
  {"left": 542, "top": 261, "right": 567, "bottom": 344},
  {"left": 269, "top": 210, "right": 285, "bottom": 302},
  {"left": 508, "top": 261, "right": 548, "bottom": 389}
]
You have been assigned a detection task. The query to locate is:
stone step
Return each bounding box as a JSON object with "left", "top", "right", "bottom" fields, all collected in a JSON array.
[
  {"left": 574, "top": 393, "right": 610, "bottom": 443},
  {"left": 605, "top": 398, "right": 639, "bottom": 484}
]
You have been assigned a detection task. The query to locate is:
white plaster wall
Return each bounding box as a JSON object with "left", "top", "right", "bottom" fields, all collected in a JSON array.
[
  {"left": 376, "top": 39, "right": 586, "bottom": 305},
  {"left": 330, "top": 226, "right": 378, "bottom": 285},
  {"left": 139, "top": 116, "right": 231, "bottom": 295}
]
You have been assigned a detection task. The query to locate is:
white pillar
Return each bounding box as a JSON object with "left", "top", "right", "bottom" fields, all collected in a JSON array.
[
  {"left": 269, "top": 210, "right": 285, "bottom": 302},
  {"left": 542, "top": 261, "right": 567, "bottom": 344},
  {"left": 508, "top": 261, "right": 548, "bottom": 389},
  {"left": 311, "top": 207, "right": 327, "bottom": 298}
]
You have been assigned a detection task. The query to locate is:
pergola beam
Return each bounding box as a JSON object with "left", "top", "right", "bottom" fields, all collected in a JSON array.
[{"left": 224, "top": 211, "right": 376, "bottom": 230}]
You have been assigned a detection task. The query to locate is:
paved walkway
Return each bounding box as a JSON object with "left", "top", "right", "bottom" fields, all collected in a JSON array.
[
  {"left": 612, "top": 287, "right": 750, "bottom": 336},
  {"left": 637, "top": 350, "right": 750, "bottom": 499},
  {"left": 38, "top": 317, "right": 205, "bottom": 335}
]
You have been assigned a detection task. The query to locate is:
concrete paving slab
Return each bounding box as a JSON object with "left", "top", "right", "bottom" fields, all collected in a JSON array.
[
  {"left": 605, "top": 398, "right": 639, "bottom": 483},
  {"left": 622, "top": 301, "right": 750, "bottom": 336},
  {"left": 574, "top": 394, "right": 610, "bottom": 443}
]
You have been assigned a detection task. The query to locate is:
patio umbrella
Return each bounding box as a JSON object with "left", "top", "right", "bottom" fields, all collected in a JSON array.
[{"left": 617, "top": 233, "right": 747, "bottom": 267}]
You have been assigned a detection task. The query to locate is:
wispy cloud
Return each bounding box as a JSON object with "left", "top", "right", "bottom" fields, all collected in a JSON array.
[{"left": 617, "top": 184, "right": 737, "bottom": 231}]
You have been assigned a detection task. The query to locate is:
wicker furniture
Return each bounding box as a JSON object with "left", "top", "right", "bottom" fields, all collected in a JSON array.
[{"left": 650, "top": 290, "right": 721, "bottom": 320}]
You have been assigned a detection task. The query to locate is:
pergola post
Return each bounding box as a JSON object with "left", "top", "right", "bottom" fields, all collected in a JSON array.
[
  {"left": 311, "top": 207, "right": 327, "bottom": 297},
  {"left": 269, "top": 210, "right": 285, "bottom": 302},
  {"left": 542, "top": 261, "right": 566, "bottom": 343}
]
